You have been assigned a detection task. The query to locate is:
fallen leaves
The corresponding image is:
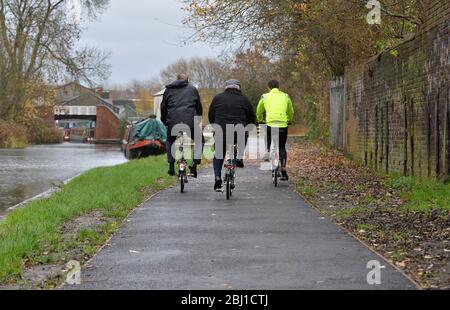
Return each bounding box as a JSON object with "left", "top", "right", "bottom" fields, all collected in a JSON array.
[{"left": 289, "top": 139, "right": 450, "bottom": 289}]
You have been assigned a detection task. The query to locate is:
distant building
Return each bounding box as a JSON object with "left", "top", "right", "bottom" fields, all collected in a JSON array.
[
  {"left": 153, "top": 89, "right": 165, "bottom": 120},
  {"left": 53, "top": 82, "right": 122, "bottom": 143},
  {"left": 112, "top": 99, "right": 139, "bottom": 120},
  {"left": 55, "top": 81, "right": 96, "bottom": 103}
]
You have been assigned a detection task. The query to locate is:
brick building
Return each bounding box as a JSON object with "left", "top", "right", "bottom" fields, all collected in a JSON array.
[{"left": 53, "top": 83, "right": 123, "bottom": 143}]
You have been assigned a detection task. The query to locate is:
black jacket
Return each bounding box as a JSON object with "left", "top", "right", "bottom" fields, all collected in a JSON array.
[
  {"left": 208, "top": 88, "right": 256, "bottom": 129},
  {"left": 161, "top": 80, "right": 203, "bottom": 130}
]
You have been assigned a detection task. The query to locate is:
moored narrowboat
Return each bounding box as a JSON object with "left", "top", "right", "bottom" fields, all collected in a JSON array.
[{"left": 122, "top": 117, "right": 167, "bottom": 160}]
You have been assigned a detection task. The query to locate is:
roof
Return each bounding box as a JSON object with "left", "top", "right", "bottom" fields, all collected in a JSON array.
[{"left": 60, "top": 93, "right": 121, "bottom": 116}]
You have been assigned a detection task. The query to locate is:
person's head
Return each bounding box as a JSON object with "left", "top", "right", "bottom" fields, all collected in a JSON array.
[
  {"left": 268, "top": 80, "right": 280, "bottom": 90},
  {"left": 177, "top": 73, "right": 189, "bottom": 82},
  {"left": 225, "top": 79, "right": 241, "bottom": 91}
]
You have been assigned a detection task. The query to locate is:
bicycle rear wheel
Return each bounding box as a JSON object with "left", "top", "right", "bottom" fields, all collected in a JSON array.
[
  {"left": 273, "top": 167, "right": 279, "bottom": 187},
  {"left": 180, "top": 172, "right": 185, "bottom": 193},
  {"left": 225, "top": 174, "right": 232, "bottom": 200},
  {"left": 180, "top": 177, "right": 185, "bottom": 193}
]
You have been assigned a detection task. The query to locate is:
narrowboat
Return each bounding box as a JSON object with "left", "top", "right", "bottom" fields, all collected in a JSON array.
[{"left": 122, "top": 117, "right": 167, "bottom": 160}]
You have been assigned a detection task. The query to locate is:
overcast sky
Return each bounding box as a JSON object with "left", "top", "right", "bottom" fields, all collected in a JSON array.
[{"left": 80, "top": 0, "right": 220, "bottom": 86}]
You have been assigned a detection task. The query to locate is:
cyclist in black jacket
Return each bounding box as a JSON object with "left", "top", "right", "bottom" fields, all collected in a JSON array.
[
  {"left": 208, "top": 79, "right": 256, "bottom": 191},
  {"left": 161, "top": 74, "right": 203, "bottom": 177}
]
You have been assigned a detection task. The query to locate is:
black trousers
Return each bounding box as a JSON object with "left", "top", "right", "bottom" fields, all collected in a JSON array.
[{"left": 266, "top": 126, "right": 288, "bottom": 168}]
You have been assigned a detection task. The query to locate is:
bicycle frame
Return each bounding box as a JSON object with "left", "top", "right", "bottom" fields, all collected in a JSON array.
[
  {"left": 223, "top": 144, "right": 237, "bottom": 200},
  {"left": 269, "top": 136, "right": 281, "bottom": 187},
  {"left": 177, "top": 132, "right": 188, "bottom": 193}
]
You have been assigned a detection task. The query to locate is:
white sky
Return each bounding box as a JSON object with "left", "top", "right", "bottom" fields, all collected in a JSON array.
[{"left": 80, "top": 0, "right": 220, "bottom": 86}]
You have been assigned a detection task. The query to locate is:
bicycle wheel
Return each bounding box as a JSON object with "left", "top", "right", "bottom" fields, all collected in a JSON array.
[
  {"left": 225, "top": 172, "right": 232, "bottom": 200},
  {"left": 273, "top": 166, "right": 279, "bottom": 187},
  {"left": 180, "top": 172, "right": 185, "bottom": 193}
]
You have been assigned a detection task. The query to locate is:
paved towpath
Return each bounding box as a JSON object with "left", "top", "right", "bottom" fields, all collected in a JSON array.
[{"left": 69, "top": 165, "right": 416, "bottom": 290}]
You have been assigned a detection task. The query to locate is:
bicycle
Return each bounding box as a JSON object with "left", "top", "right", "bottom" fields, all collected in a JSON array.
[
  {"left": 223, "top": 144, "right": 238, "bottom": 200},
  {"left": 176, "top": 131, "right": 189, "bottom": 193}
]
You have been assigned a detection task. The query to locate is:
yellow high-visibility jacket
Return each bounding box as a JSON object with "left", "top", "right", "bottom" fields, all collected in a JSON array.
[{"left": 256, "top": 88, "right": 294, "bottom": 128}]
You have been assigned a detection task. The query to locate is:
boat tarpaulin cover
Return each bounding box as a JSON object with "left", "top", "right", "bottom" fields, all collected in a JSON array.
[{"left": 132, "top": 118, "right": 167, "bottom": 144}]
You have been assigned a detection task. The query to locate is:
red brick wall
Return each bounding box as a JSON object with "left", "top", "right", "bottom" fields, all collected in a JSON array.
[
  {"left": 94, "top": 106, "right": 121, "bottom": 141},
  {"left": 341, "top": 1, "right": 449, "bottom": 178}
]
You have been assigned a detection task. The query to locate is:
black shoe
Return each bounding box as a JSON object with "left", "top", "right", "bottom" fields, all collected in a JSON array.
[
  {"left": 189, "top": 164, "right": 198, "bottom": 178},
  {"left": 236, "top": 159, "right": 244, "bottom": 168},
  {"left": 281, "top": 171, "right": 289, "bottom": 181},
  {"left": 214, "top": 178, "right": 223, "bottom": 191},
  {"left": 168, "top": 163, "right": 176, "bottom": 176}
]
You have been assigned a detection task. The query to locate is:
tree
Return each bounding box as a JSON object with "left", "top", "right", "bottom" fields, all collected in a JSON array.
[
  {"left": 0, "top": 0, "right": 110, "bottom": 121},
  {"left": 183, "top": 0, "right": 423, "bottom": 76},
  {"left": 225, "top": 49, "right": 275, "bottom": 107},
  {"left": 182, "top": 0, "right": 424, "bottom": 137},
  {"left": 159, "top": 57, "right": 227, "bottom": 89}
]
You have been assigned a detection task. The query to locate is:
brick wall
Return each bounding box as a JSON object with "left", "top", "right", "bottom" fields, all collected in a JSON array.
[
  {"left": 338, "top": 0, "right": 449, "bottom": 178},
  {"left": 94, "top": 106, "right": 121, "bottom": 141}
]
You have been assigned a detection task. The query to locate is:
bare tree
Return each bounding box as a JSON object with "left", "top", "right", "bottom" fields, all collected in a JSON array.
[
  {"left": 0, "top": 0, "right": 110, "bottom": 121},
  {"left": 159, "top": 57, "right": 227, "bottom": 89},
  {"left": 109, "top": 77, "right": 163, "bottom": 100}
]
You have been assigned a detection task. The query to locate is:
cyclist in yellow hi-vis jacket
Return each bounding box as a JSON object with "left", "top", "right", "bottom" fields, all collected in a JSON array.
[{"left": 256, "top": 80, "right": 295, "bottom": 181}]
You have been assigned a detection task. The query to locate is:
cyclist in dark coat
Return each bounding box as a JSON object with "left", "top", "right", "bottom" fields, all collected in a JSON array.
[
  {"left": 161, "top": 74, "right": 203, "bottom": 177},
  {"left": 208, "top": 79, "right": 256, "bottom": 191}
]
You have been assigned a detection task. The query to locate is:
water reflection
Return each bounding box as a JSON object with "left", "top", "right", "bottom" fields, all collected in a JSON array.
[{"left": 0, "top": 143, "right": 128, "bottom": 217}]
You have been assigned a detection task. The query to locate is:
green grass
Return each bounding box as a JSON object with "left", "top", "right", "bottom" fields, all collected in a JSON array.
[
  {"left": 356, "top": 223, "right": 377, "bottom": 232},
  {"left": 0, "top": 156, "right": 174, "bottom": 284},
  {"left": 333, "top": 206, "right": 367, "bottom": 220},
  {"left": 387, "top": 175, "right": 450, "bottom": 211},
  {"left": 296, "top": 180, "right": 318, "bottom": 199}
]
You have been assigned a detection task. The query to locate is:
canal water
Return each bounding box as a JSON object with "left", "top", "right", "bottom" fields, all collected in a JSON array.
[{"left": 0, "top": 143, "right": 128, "bottom": 219}]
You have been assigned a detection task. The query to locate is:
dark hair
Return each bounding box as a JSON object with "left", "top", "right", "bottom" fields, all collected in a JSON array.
[{"left": 268, "top": 80, "right": 280, "bottom": 89}]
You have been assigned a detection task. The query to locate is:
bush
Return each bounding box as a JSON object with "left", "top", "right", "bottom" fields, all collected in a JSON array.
[
  {"left": 0, "top": 120, "right": 29, "bottom": 148},
  {"left": 302, "top": 95, "right": 329, "bottom": 141},
  {"left": 26, "top": 118, "right": 63, "bottom": 145}
]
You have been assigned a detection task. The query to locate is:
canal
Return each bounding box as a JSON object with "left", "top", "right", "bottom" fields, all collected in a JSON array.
[{"left": 0, "top": 143, "right": 128, "bottom": 219}]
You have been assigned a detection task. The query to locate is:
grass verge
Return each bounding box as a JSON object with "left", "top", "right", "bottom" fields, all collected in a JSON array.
[
  {"left": 386, "top": 175, "right": 450, "bottom": 211},
  {"left": 0, "top": 155, "right": 174, "bottom": 288}
]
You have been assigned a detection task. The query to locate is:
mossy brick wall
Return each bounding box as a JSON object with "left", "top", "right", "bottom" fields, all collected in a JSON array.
[{"left": 343, "top": 0, "right": 449, "bottom": 178}]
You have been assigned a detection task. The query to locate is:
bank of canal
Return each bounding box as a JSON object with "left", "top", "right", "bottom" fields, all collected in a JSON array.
[
  {"left": 0, "top": 143, "right": 128, "bottom": 219},
  {"left": 0, "top": 153, "right": 173, "bottom": 287}
]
